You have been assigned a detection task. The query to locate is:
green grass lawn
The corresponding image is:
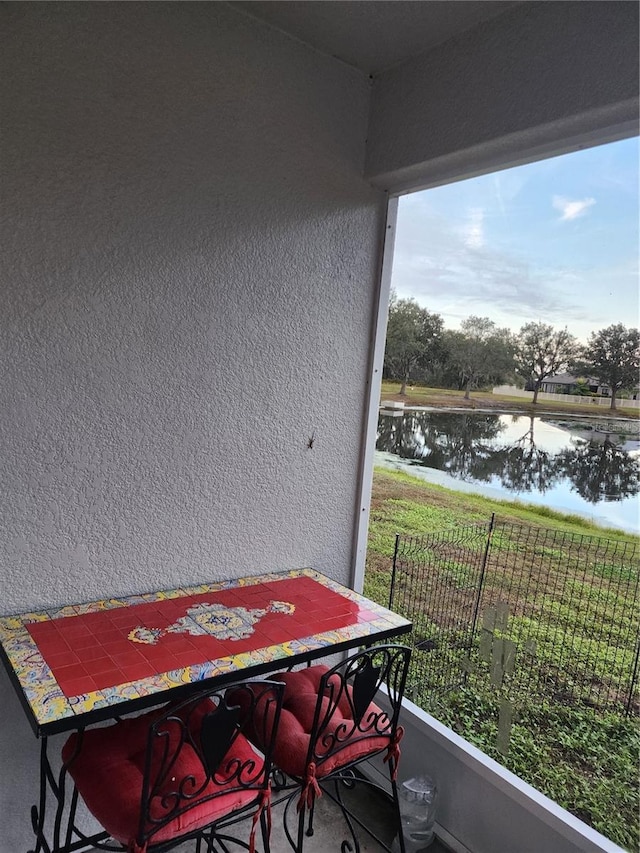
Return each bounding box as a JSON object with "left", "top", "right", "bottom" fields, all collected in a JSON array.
[
  {"left": 365, "top": 468, "right": 640, "bottom": 851},
  {"left": 365, "top": 466, "right": 638, "bottom": 598}
]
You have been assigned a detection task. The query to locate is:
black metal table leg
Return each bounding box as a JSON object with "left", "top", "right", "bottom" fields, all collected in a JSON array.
[{"left": 29, "top": 737, "right": 52, "bottom": 853}]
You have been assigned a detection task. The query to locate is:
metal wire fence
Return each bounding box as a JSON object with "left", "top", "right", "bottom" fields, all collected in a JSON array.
[{"left": 389, "top": 516, "right": 640, "bottom": 717}]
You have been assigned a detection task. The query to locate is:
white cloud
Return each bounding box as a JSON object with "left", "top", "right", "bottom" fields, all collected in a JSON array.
[
  {"left": 464, "top": 207, "right": 484, "bottom": 248},
  {"left": 392, "top": 205, "right": 575, "bottom": 331},
  {"left": 389, "top": 201, "right": 623, "bottom": 340},
  {"left": 552, "top": 195, "right": 596, "bottom": 221}
]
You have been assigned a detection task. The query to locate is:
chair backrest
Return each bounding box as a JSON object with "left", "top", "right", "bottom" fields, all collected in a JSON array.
[
  {"left": 137, "top": 679, "right": 284, "bottom": 847},
  {"left": 306, "top": 644, "right": 411, "bottom": 773}
]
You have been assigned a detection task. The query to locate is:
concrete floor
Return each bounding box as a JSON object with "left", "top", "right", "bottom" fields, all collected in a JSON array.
[
  {"left": 267, "top": 783, "right": 397, "bottom": 852},
  {"left": 174, "top": 782, "right": 450, "bottom": 852}
]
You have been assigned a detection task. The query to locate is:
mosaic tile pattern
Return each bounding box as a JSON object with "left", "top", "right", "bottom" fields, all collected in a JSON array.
[{"left": 0, "top": 569, "right": 411, "bottom": 733}]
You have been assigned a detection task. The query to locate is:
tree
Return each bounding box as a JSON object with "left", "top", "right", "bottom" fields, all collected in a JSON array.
[
  {"left": 515, "top": 322, "right": 580, "bottom": 404},
  {"left": 444, "top": 316, "right": 516, "bottom": 399},
  {"left": 384, "top": 296, "right": 443, "bottom": 395},
  {"left": 582, "top": 324, "right": 640, "bottom": 411}
]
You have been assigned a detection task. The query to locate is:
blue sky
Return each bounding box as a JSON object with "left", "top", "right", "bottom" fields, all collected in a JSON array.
[{"left": 390, "top": 137, "right": 639, "bottom": 343}]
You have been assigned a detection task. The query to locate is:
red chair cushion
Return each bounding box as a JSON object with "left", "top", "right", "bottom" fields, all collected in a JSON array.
[
  {"left": 61, "top": 701, "right": 263, "bottom": 848},
  {"left": 251, "top": 665, "right": 394, "bottom": 779}
]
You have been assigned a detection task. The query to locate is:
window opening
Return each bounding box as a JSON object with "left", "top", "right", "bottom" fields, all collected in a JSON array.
[{"left": 362, "top": 137, "right": 640, "bottom": 851}]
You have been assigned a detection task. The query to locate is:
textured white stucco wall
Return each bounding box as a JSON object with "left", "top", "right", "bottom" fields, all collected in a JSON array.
[
  {"left": 1, "top": 2, "right": 383, "bottom": 610},
  {"left": 0, "top": 4, "right": 384, "bottom": 848},
  {"left": 367, "top": 0, "right": 639, "bottom": 191}
]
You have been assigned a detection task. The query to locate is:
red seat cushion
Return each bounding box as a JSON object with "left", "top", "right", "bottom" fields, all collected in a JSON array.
[
  {"left": 247, "top": 665, "right": 394, "bottom": 779},
  {"left": 61, "top": 701, "right": 263, "bottom": 848}
]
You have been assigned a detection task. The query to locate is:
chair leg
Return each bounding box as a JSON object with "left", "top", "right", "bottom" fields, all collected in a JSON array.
[
  {"left": 203, "top": 826, "right": 217, "bottom": 853},
  {"left": 281, "top": 790, "right": 302, "bottom": 853},
  {"left": 296, "top": 799, "right": 308, "bottom": 852},
  {"left": 260, "top": 805, "right": 271, "bottom": 853},
  {"left": 283, "top": 789, "right": 317, "bottom": 852},
  {"left": 305, "top": 797, "right": 316, "bottom": 838},
  {"left": 390, "top": 772, "right": 406, "bottom": 853},
  {"left": 332, "top": 776, "right": 361, "bottom": 853}
]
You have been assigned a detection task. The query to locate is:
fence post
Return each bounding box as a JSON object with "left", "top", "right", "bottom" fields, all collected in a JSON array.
[
  {"left": 389, "top": 533, "right": 400, "bottom": 609},
  {"left": 466, "top": 514, "right": 496, "bottom": 668},
  {"left": 626, "top": 632, "right": 640, "bottom": 718}
]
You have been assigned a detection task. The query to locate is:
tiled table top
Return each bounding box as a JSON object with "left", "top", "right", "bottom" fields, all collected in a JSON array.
[{"left": 0, "top": 568, "right": 411, "bottom": 735}]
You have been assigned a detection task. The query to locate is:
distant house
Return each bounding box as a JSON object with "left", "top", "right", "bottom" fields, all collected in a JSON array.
[{"left": 536, "top": 374, "right": 610, "bottom": 396}]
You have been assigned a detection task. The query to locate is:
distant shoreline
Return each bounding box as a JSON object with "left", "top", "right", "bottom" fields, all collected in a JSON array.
[
  {"left": 380, "top": 403, "right": 640, "bottom": 437},
  {"left": 379, "top": 383, "right": 640, "bottom": 421}
]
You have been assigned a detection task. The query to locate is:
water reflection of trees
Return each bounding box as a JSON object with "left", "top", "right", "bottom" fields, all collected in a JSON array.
[
  {"left": 501, "top": 417, "right": 559, "bottom": 494},
  {"left": 377, "top": 412, "right": 505, "bottom": 482},
  {"left": 557, "top": 438, "right": 640, "bottom": 503},
  {"left": 376, "top": 412, "right": 640, "bottom": 503}
]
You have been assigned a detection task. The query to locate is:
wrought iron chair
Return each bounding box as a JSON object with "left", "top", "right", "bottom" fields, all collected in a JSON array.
[
  {"left": 234, "top": 644, "right": 411, "bottom": 853},
  {"left": 60, "top": 680, "right": 284, "bottom": 853}
]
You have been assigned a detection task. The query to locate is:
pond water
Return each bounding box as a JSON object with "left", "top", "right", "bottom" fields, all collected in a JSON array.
[{"left": 376, "top": 409, "right": 640, "bottom": 534}]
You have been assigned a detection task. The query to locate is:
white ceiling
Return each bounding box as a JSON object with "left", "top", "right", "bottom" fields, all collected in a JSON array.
[{"left": 231, "top": 1, "right": 520, "bottom": 74}]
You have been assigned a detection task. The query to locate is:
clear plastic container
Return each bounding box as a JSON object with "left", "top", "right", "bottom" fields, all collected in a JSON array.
[{"left": 391, "top": 774, "right": 438, "bottom": 852}]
